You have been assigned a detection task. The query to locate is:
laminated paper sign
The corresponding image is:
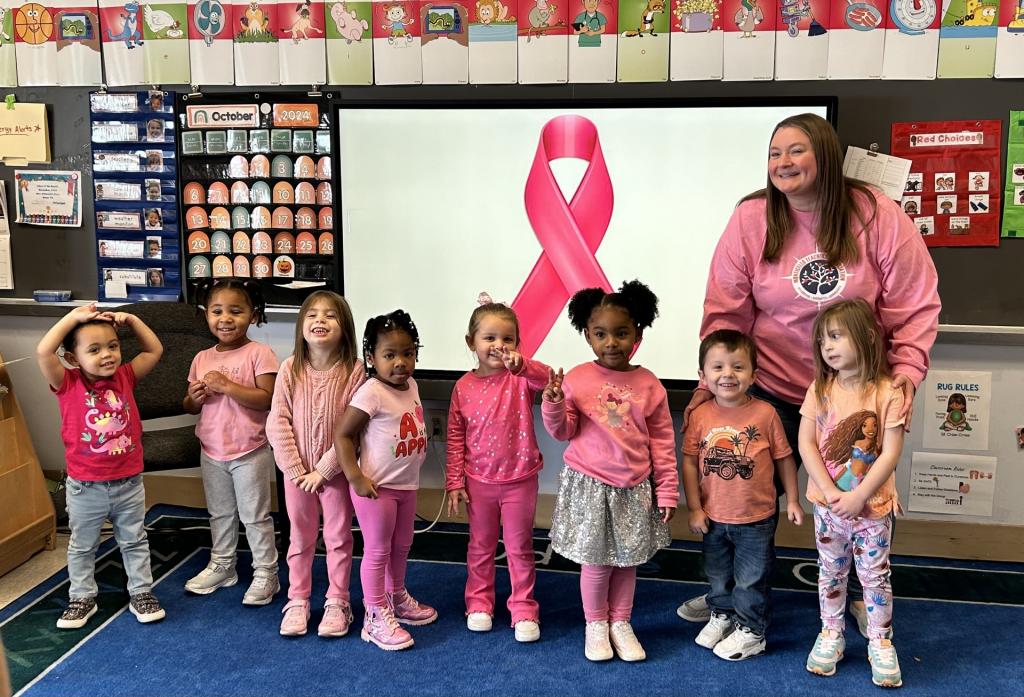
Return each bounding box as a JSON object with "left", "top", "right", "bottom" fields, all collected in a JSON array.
[
  {"left": 994, "top": 0, "right": 1024, "bottom": 77},
  {"left": 100, "top": 0, "right": 145, "bottom": 85},
  {"left": 0, "top": 0, "right": 17, "bottom": 87},
  {"left": 53, "top": 0, "right": 103, "bottom": 85},
  {"left": 922, "top": 370, "right": 991, "bottom": 451},
  {"left": 936, "top": 0, "right": 999, "bottom": 78},
  {"left": 233, "top": 0, "right": 280, "bottom": 85},
  {"left": 568, "top": 0, "right": 616, "bottom": 83},
  {"left": 1000, "top": 110, "right": 1024, "bottom": 237},
  {"left": 881, "top": 0, "right": 940, "bottom": 78},
  {"left": 142, "top": 0, "right": 191, "bottom": 84},
  {"left": 13, "top": 1, "right": 59, "bottom": 85},
  {"left": 773, "top": 0, "right": 829, "bottom": 80},
  {"left": 188, "top": 0, "right": 235, "bottom": 85},
  {"left": 909, "top": 452, "right": 996, "bottom": 517},
  {"left": 420, "top": 0, "right": 469, "bottom": 84},
  {"left": 467, "top": 0, "right": 516, "bottom": 83},
  {"left": 517, "top": 0, "right": 568, "bottom": 83},
  {"left": 373, "top": 0, "right": 422, "bottom": 84},
  {"left": 670, "top": 0, "right": 724, "bottom": 81},
  {"left": 616, "top": 0, "right": 668, "bottom": 82},
  {"left": 826, "top": 0, "right": 885, "bottom": 78},
  {"left": 325, "top": 0, "right": 372, "bottom": 84},
  {"left": 280, "top": 0, "right": 327, "bottom": 84},
  {"left": 722, "top": 0, "right": 776, "bottom": 80}
]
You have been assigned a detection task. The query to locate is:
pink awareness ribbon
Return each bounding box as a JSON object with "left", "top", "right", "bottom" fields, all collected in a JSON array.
[{"left": 512, "top": 115, "right": 615, "bottom": 357}]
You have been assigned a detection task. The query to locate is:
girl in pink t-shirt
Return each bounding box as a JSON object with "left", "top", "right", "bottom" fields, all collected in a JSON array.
[
  {"left": 267, "top": 291, "right": 366, "bottom": 638},
  {"left": 542, "top": 280, "right": 679, "bottom": 664},
  {"left": 446, "top": 294, "right": 550, "bottom": 643},
  {"left": 334, "top": 310, "right": 433, "bottom": 651},
  {"left": 799, "top": 299, "right": 906, "bottom": 688},
  {"left": 183, "top": 279, "right": 280, "bottom": 606}
]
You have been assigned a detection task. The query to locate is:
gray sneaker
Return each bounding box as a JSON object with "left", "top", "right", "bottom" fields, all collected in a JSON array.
[
  {"left": 677, "top": 594, "right": 712, "bottom": 622},
  {"left": 242, "top": 569, "right": 281, "bottom": 606},
  {"left": 185, "top": 562, "right": 238, "bottom": 595},
  {"left": 56, "top": 597, "right": 97, "bottom": 629},
  {"left": 129, "top": 592, "right": 166, "bottom": 623}
]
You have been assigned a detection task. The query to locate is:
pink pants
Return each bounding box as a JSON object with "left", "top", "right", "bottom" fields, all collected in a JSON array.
[
  {"left": 580, "top": 565, "right": 637, "bottom": 623},
  {"left": 283, "top": 473, "right": 354, "bottom": 601},
  {"left": 350, "top": 487, "right": 416, "bottom": 608},
  {"left": 464, "top": 474, "right": 539, "bottom": 625}
]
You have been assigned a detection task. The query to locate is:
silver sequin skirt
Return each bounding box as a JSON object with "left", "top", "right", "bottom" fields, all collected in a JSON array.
[{"left": 549, "top": 466, "right": 671, "bottom": 568}]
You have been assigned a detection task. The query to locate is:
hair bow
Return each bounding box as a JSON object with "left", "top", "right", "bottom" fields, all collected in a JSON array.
[{"left": 477, "top": 292, "right": 509, "bottom": 308}]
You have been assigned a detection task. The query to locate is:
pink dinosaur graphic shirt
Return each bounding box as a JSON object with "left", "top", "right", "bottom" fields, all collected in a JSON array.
[{"left": 52, "top": 364, "right": 143, "bottom": 482}]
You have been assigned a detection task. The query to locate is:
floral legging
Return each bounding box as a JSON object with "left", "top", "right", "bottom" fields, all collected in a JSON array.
[{"left": 813, "top": 505, "right": 893, "bottom": 640}]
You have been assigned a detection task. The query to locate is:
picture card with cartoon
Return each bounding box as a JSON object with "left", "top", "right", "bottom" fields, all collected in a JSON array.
[
  {"left": 0, "top": 0, "right": 16, "bottom": 87},
  {"left": 234, "top": 0, "right": 282, "bottom": 85},
  {"left": 189, "top": 0, "right": 236, "bottom": 84},
  {"left": 142, "top": 0, "right": 191, "bottom": 85},
  {"left": 937, "top": 0, "right": 999, "bottom": 78},
  {"left": 99, "top": 0, "right": 146, "bottom": 85},
  {"left": 468, "top": 0, "right": 518, "bottom": 83},
  {"left": 14, "top": 0, "right": 59, "bottom": 86},
  {"left": 773, "top": 0, "right": 829, "bottom": 80},
  {"left": 373, "top": 0, "right": 423, "bottom": 83},
  {"left": 722, "top": 0, "right": 777, "bottom": 80},
  {"left": 420, "top": 0, "right": 470, "bottom": 83},
  {"left": 670, "top": 0, "right": 724, "bottom": 81},
  {"left": 280, "top": 0, "right": 328, "bottom": 84},
  {"left": 53, "top": 0, "right": 103, "bottom": 86},
  {"left": 568, "top": 0, "right": 617, "bottom": 83},
  {"left": 326, "top": 0, "right": 374, "bottom": 84},
  {"left": 517, "top": 0, "right": 568, "bottom": 83},
  {"left": 826, "top": 0, "right": 885, "bottom": 79},
  {"left": 881, "top": 0, "right": 940, "bottom": 79},
  {"left": 616, "top": 0, "right": 667, "bottom": 82},
  {"left": 995, "top": 0, "right": 1024, "bottom": 77}
]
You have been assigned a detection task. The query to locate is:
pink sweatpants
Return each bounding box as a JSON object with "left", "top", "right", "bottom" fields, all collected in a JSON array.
[
  {"left": 580, "top": 565, "right": 637, "bottom": 623},
  {"left": 350, "top": 487, "right": 416, "bottom": 608},
  {"left": 283, "top": 474, "right": 354, "bottom": 601},
  {"left": 464, "top": 474, "right": 539, "bottom": 625}
]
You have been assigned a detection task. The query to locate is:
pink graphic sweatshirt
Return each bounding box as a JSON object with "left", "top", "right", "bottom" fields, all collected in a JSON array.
[
  {"left": 542, "top": 362, "right": 680, "bottom": 509},
  {"left": 446, "top": 356, "right": 551, "bottom": 491},
  {"left": 702, "top": 189, "right": 940, "bottom": 404}
]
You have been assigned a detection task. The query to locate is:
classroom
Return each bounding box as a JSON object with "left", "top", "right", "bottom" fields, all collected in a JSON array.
[{"left": 1, "top": 9, "right": 1024, "bottom": 697}]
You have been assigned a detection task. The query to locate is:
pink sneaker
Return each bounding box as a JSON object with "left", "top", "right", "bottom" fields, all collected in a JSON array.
[
  {"left": 318, "top": 599, "right": 354, "bottom": 637},
  {"left": 361, "top": 605, "right": 414, "bottom": 651},
  {"left": 387, "top": 589, "right": 438, "bottom": 626},
  {"left": 279, "top": 599, "right": 310, "bottom": 637}
]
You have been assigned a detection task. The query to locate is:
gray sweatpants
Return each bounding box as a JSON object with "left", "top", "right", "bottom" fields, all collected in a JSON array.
[{"left": 200, "top": 443, "right": 278, "bottom": 572}]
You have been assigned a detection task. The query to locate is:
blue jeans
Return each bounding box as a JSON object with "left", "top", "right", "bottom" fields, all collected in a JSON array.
[
  {"left": 703, "top": 514, "right": 776, "bottom": 636},
  {"left": 66, "top": 474, "right": 153, "bottom": 598}
]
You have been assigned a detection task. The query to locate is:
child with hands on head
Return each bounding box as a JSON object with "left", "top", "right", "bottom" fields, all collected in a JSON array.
[
  {"left": 182, "top": 278, "right": 281, "bottom": 606},
  {"left": 541, "top": 280, "right": 679, "bottom": 663},
  {"left": 800, "top": 299, "right": 906, "bottom": 688},
  {"left": 681, "top": 330, "right": 802, "bottom": 662},
  {"left": 445, "top": 293, "right": 551, "bottom": 643},
  {"left": 37, "top": 304, "right": 166, "bottom": 629},
  {"left": 334, "top": 310, "right": 435, "bottom": 651},
  {"left": 266, "top": 291, "right": 366, "bottom": 638}
]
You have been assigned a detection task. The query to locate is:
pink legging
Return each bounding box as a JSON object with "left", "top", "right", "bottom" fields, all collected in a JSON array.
[
  {"left": 465, "top": 474, "right": 539, "bottom": 625},
  {"left": 350, "top": 487, "right": 416, "bottom": 608},
  {"left": 284, "top": 474, "right": 354, "bottom": 601},
  {"left": 580, "top": 565, "right": 637, "bottom": 623}
]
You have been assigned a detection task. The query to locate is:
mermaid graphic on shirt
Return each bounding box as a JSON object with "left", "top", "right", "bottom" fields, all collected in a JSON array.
[{"left": 821, "top": 410, "right": 877, "bottom": 492}]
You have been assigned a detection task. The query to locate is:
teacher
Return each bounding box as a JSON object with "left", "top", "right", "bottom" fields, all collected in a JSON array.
[{"left": 677, "top": 113, "right": 941, "bottom": 631}]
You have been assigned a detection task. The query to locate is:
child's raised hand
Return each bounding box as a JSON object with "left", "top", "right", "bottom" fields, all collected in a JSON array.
[
  {"left": 187, "top": 379, "right": 208, "bottom": 406},
  {"left": 108, "top": 312, "right": 134, "bottom": 329},
  {"left": 826, "top": 490, "right": 864, "bottom": 520},
  {"left": 295, "top": 470, "right": 325, "bottom": 494},
  {"left": 542, "top": 367, "right": 564, "bottom": 402},
  {"left": 496, "top": 347, "right": 523, "bottom": 373},
  {"left": 787, "top": 501, "right": 804, "bottom": 526},
  {"left": 687, "top": 508, "right": 709, "bottom": 535},
  {"left": 351, "top": 473, "right": 379, "bottom": 499},
  {"left": 660, "top": 506, "right": 676, "bottom": 524},
  {"left": 70, "top": 303, "right": 103, "bottom": 324},
  {"left": 202, "top": 370, "right": 230, "bottom": 394},
  {"left": 446, "top": 488, "right": 469, "bottom": 518}
]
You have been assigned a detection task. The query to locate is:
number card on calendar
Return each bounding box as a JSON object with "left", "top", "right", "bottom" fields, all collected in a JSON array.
[
  {"left": 670, "top": 0, "right": 724, "bottom": 81},
  {"left": 420, "top": 1, "right": 470, "bottom": 83},
  {"left": 723, "top": 0, "right": 776, "bottom": 80},
  {"left": 326, "top": 0, "right": 373, "bottom": 84},
  {"left": 568, "top": 0, "right": 617, "bottom": 83},
  {"left": 468, "top": 0, "right": 518, "bottom": 82},
  {"left": 773, "top": 0, "right": 829, "bottom": 80},
  {"left": 994, "top": 0, "right": 1024, "bottom": 77},
  {"left": 881, "top": 0, "right": 940, "bottom": 79},
  {"left": 517, "top": 0, "right": 568, "bottom": 83},
  {"left": 373, "top": 0, "right": 422, "bottom": 83},
  {"left": 826, "top": 0, "right": 885, "bottom": 79}
]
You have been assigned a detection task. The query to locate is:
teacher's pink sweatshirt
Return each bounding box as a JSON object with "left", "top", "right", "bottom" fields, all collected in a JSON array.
[{"left": 702, "top": 189, "right": 940, "bottom": 404}]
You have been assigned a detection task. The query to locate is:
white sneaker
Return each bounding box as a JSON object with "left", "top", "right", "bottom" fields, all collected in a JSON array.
[
  {"left": 242, "top": 569, "right": 280, "bottom": 606},
  {"left": 677, "top": 593, "right": 712, "bottom": 622},
  {"left": 515, "top": 619, "right": 541, "bottom": 643},
  {"left": 713, "top": 623, "right": 766, "bottom": 661},
  {"left": 609, "top": 621, "right": 646, "bottom": 662},
  {"left": 849, "top": 601, "right": 893, "bottom": 640},
  {"left": 185, "top": 563, "right": 238, "bottom": 595},
  {"left": 584, "top": 620, "right": 613, "bottom": 661},
  {"left": 467, "top": 612, "right": 492, "bottom": 632},
  {"left": 695, "top": 612, "right": 735, "bottom": 649}
]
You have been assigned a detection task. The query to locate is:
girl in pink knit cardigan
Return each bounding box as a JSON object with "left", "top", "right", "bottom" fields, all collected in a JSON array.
[{"left": 267, "top": 291, "right": 365, "bottom": 638}]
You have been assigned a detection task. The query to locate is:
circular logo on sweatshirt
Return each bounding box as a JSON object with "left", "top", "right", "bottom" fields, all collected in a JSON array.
[{"left": 790, "top": 252, "right": 847, "bottom": 305}]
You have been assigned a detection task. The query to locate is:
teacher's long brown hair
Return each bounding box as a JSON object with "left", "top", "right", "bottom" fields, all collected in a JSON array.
[{"left": 742, "top": 113, "right": 877, "bottom": 268}]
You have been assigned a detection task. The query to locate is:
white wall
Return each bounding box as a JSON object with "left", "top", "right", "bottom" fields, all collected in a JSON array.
[{"left": 4, "top": 314, "right": 1023, "bottom": 525}]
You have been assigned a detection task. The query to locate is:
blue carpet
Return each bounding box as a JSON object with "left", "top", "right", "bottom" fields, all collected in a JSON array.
[{"left": 18, "top": 548, "right": 1024, "bottom": 697}]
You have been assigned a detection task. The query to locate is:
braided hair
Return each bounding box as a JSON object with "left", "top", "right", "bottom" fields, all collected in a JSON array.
[
  {"left": 567, "top": 279, "right": 659, "bottom": 334},
  {"left": 362, "top": 309, "right": 421, "bottom": 378},
  {"left": 193, "top": 278, "right": 268, "bottom": 326}
]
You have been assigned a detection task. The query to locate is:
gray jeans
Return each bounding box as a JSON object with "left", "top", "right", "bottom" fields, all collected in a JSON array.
[
  {"left": 66, "top": 474, "right": 153, "bottom": 598},
  {"left": 200, "top": 443, "right": 278, "bottom": 572}
]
